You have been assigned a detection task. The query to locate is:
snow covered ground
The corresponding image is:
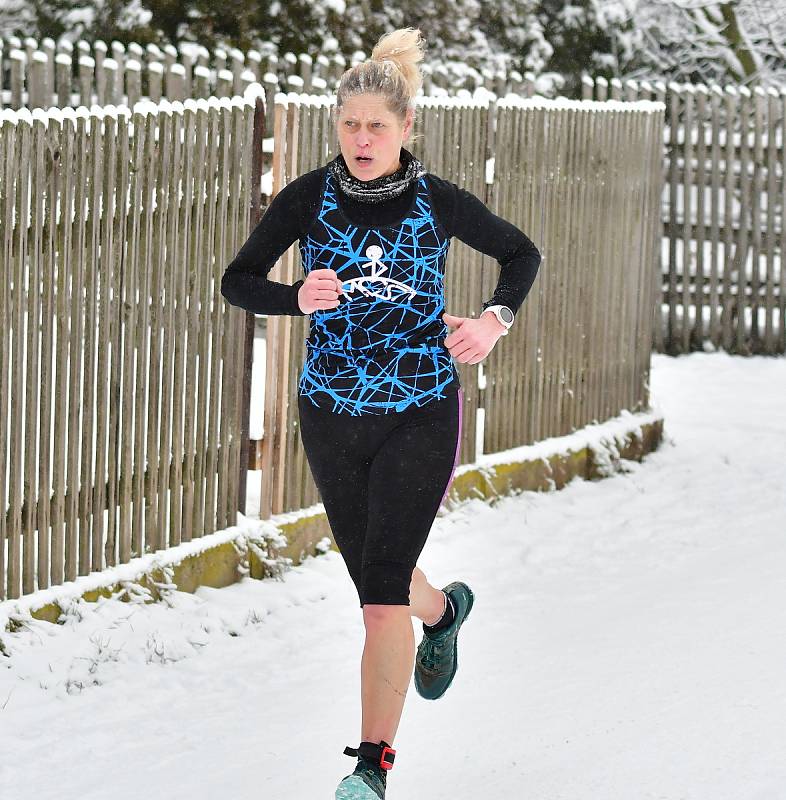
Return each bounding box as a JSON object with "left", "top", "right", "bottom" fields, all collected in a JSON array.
[{"left": 1, "top": 352, "right": 784, "bottom": 800}]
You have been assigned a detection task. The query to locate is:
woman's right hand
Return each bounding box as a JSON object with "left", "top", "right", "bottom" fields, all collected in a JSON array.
[{"left": 298, "top": 268, "right": 344, "bottom": 314}]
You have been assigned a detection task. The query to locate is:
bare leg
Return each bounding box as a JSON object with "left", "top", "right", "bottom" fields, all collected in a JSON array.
[
  {"left": 360, "top": 604, "right": 414, "bottom": 744},
  {"left": 358, "top": 567, "right": 448, "bottom": 744}
]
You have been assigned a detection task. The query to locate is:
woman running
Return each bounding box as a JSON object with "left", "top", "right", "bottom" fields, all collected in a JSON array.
[{"left": 221, "top": 26, "right": 541, "bottom": 800}]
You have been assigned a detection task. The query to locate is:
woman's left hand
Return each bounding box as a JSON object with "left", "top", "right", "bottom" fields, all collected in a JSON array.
[{"left": 442, "top": 312, "right": 508, "bottom": 364}]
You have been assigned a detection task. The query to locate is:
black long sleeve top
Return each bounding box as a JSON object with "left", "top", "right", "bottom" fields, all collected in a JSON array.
[{"left": 220, "top": 165, "right": 542, "bottom": 318}]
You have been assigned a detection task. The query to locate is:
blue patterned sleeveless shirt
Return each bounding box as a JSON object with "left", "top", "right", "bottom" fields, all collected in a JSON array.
[{"left": 297, "top": 169, "right": 461, "bottom": 415}]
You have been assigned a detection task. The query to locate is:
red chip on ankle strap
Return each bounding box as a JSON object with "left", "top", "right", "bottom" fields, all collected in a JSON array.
[{"left": 380, "top": 745, "right": 396, "bottom": 770}]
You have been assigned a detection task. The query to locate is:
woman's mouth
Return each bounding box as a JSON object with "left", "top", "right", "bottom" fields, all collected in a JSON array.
[{"left": 356, "top": 155, "right": 373, "bottom": 166}]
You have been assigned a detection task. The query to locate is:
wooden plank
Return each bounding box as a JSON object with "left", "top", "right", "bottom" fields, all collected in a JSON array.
[
  {"left": 780, "top": 88, "right": 786, "bottom": 353},
  {"left": 569, "top": 105, "right": 589, "bottom": 428},
  {"left": 93, "top": 109, "right": 118, "bottom": 571},
  {"left": 681, "top": 86, "right": 695, "bottom": 352},
  {"left": 666, "top": 84, "right": 681, "bottom": 352},
  {"left": 146, "top": 108, "right": 171, "bottom": 550},
  {"left": 119, "top": 107, "right": 144, "bottom": 563},
  {"left": 105, "top": 109, "right": 130, "bottom": 566},
  {"left": 260, "top": 98, "right": 287, "bottom": 520},
  {"left": 542, "top": 105, "right": 562, "bottom": 435},
  {"left": 601, "top": 104, "right": 619, "bottom": 417},
  {"left": 694, "top": 85, "right": 707, "bottom": 343},
  {"left": 721, "top": 87, "right": 737, "bottom": 351},
  {"left": 649, "top": 106, "right": 667, "bottom": 392},
  {"left": 708, "top": 85, "right": 724, "bottom": 346},
  {"left": 182, "top": 102, "right": 210, "bottom": 541},
  {"left": 169, "top": 103, "right": 190, "bottom": 545},
  {"left": 49, "top": 111, "right": 75, "bottom": 586},
  {"left": 65, "top": 112, "right": 89, "bottom": 580},
  {"left": 0, "top": 118, "right": 10, "bottom": 598},
  {"left": 132, "top": 112, "right": 157, "bottom": 558},
  {"left": 164, "top": 103, "right": 184, "bottom": 537},
  {"left": 627, "top": 106, "right": 647, "bottom": 410},
  {"left": 208, "top": 103, "right": 232, "bottom": 531},
  {"left": 735, "top": 87, "right": 752, "bottom": 354},
  {"left": 526, "top": 106, "right": 546, "bottom": 442},
  {"left": 749, "top": 88, "right": 765, "bottom": 347},
  {"left": 79, "top": 111, "right": 100, "bottom": 570},
  {"left": 193, "top": 105, "right": 221, "bottom": 537},
  {"left": 216, "top": 102, "right": 235, "bottom": 533},
  {"left": 622, "top": 110, "right": 640, "bottom": 412},
  {"left": 553, "top": 106, "right": 573, "bottom": 433},
  {"left": 525, "top": 106, "right": 544, "bottom": 442},
  {"left": 764, "top": 88, "right": 779, "bottom": 352},
  {"left": 29, "top": 115, "right": 46, "bottom": 590}
]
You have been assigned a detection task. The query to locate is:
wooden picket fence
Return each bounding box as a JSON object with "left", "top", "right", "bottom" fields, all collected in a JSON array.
[
  {"left": 0, "top": 91, "right": 261, "bottom": 600},
  {"left": 260, "top": 93, "right": 664, "bottom": 518},
  {"left": 584, "top": 76, "right": 786, "bottom": 354}
]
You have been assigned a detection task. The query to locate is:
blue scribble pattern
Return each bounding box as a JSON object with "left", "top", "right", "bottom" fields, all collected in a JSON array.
[{"left": 298, "top": 172, "right": 459, "bottom": 415}]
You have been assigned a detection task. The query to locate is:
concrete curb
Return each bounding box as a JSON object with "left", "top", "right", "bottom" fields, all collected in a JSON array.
[{"left": 1, "top": 410, "right": 664, "bottom": 632}]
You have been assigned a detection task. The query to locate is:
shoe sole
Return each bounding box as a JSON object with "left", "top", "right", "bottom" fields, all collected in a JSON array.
[{"left": 415, "top": 581, "right": 474, "bottom": 700}]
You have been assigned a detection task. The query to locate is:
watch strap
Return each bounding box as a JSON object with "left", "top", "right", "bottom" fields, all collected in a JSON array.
[{"left": 481, "top": 304, "right": 514, "bottom": 335}]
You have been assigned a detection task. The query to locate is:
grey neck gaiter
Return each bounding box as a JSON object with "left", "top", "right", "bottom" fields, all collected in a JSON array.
[{"left": 329, "top": 147, "right": 426, "bottom": 204}]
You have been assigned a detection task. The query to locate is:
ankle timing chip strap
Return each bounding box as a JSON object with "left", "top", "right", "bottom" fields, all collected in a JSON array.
[{"left": 343, "top": 740, "right": 396, "bottom": 770}]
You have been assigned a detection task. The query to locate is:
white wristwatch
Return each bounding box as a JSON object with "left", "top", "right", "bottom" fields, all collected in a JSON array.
[{"left": 481, "top": 304, "right": 514, "bottom": 336}]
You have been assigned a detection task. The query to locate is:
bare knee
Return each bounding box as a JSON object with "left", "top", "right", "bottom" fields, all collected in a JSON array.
[{"left": 362, "top": 603, "right": 409, "bottom": 631}]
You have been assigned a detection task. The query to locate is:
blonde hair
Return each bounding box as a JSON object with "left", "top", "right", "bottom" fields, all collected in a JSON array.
[{"left": 333, "top": 28, "right": 426, "bottom": 137}]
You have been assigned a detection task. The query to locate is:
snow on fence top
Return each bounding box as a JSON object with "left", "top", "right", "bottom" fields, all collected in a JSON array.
[
  {"left": 0, "top": 81, "right": 269, "bottom": 129},
  {"left": 497, "top": 95, "right": 666, "bottom": 114},
  {"left": 268, "top": 92, "right": 666, "bottom": 114}
]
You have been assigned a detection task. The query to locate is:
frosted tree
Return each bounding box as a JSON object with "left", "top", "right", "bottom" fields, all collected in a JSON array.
[
  {"left": 1, "top": 0, "right": 77, "bottom": 40},
  {"left": 534, "top": 0, "right": 643, "bottom": 96},
  {"left": 634, "top": 0, "right": 786, "bottom": 85},
  {"left": 1, "top": 0, "right": 154, "bottom": 44},
  {"left": 478, "top": 0, "right": 551, "bottom": 75}
]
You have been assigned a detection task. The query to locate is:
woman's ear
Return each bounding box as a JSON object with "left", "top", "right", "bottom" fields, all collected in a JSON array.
[{"left": 402, "top": 108, "right": 414, "bottom": 142}]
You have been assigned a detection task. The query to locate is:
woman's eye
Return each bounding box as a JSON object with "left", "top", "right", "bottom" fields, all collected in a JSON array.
[{"left": 343, "top": 121, "right": 384, "bottom": 128}]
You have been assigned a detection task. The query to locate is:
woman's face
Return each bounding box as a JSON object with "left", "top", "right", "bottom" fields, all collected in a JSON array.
[{"left": 336, "top": 93, "right": 413, "bottom": 181}]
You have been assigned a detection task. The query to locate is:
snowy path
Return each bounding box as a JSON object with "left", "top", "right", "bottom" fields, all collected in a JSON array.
[{"left": 1, "top": 353, "right": 785, "bottom": 800}]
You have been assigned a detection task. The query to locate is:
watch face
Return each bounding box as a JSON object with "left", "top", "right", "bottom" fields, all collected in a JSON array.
[{"left": 500, "top": 307, "right": 514, "bottom": 323}]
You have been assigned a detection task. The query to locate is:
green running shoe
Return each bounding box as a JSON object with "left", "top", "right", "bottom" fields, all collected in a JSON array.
[
  {"left": 335, "top": 740, "right": 395, "bottom": 799},
  {"left": 414, "top": 581, "right": 475, "bottom": 700}
]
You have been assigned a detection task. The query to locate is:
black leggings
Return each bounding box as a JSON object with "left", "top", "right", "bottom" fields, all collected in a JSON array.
[{"left": 297, "top": 386, "right": 464, "bottom": 607}]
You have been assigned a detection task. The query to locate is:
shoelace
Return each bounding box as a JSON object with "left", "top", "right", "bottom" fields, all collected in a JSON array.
[{"left": 419, "top": 631, "right": 452, "bottom": 672}]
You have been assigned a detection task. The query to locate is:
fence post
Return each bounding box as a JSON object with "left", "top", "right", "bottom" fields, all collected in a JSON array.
[{"left": 236, "top": 95, "right": 266, "bottom": 515}]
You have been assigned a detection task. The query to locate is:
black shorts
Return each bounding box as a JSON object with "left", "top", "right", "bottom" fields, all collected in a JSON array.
[{"left": 297, "top": 386, "right": 464, "bottom": 606}]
